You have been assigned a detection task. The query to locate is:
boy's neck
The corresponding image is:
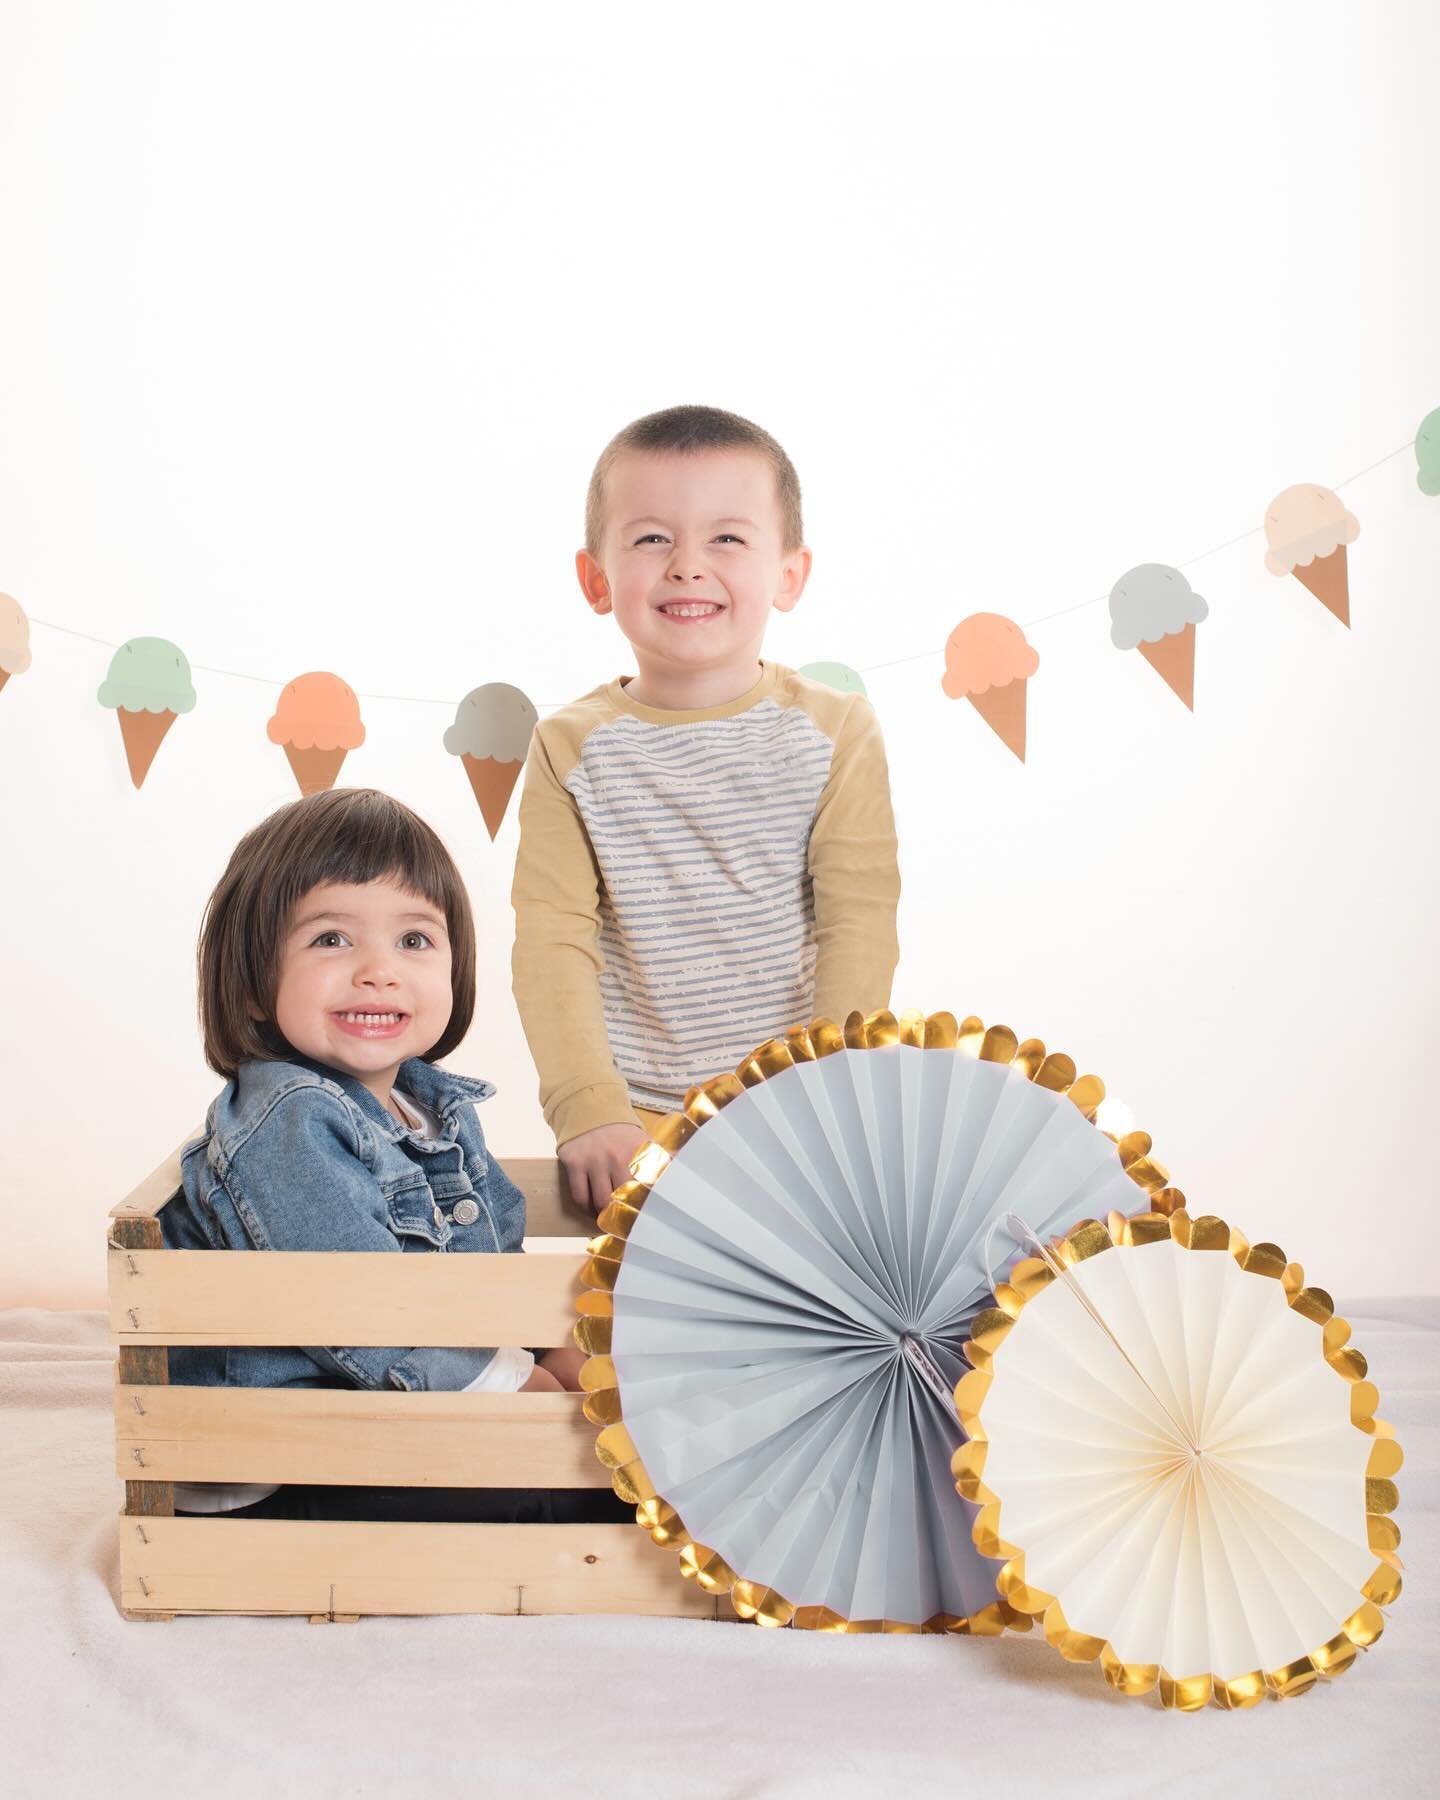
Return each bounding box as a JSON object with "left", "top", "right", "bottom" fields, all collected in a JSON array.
[{"left": 622, "top": 657, "right": 765, "bottom": 713}]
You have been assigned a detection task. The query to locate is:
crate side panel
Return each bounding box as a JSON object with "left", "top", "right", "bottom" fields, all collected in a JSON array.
[
  {"left": 114, "top": 1385, "right": 610, "bottom": 1487},
  {"left": 108, "top": 1248, "right": 587, "bottom": 1346},
  {"left": 120, "top": 1518, "right": 720, "bottom": 1618}
]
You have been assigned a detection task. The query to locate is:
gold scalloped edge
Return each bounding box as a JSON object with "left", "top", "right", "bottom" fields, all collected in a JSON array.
[
  {"left": 577, "top": 1008, "right": 1136, "bottom": 1632},
  {"left": 955, "top": 1207, "right": 1404, "bottom": 1707}
]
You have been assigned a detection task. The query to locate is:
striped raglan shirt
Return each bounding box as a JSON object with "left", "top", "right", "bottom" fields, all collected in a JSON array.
[{"left": 510, "top": 661, "right": 900, "bottom": 1145}]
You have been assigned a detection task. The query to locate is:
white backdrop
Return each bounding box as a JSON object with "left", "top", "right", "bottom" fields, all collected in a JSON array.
[{"left": 1, "top": 0, "right": 1436, "bottom": 1306}]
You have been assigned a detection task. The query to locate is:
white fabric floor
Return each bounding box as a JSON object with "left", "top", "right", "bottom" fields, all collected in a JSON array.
[{"left": 2, "top": 1303, "right": 1435, "bottom": 1799}]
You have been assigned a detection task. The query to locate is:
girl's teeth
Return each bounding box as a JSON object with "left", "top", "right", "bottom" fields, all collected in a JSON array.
[{"left": 341, "top": 1012, "right": 402, "bottom": 1023}]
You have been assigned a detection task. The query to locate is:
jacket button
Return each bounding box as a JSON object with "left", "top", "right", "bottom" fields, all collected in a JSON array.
[{"left": 452, "top": 1198, "right": 480, "bottom": 1226}]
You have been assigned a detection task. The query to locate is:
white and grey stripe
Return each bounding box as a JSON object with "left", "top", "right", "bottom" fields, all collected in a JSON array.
[{"left": 565, "top": 700, "right": 834, "bottom": 1111}]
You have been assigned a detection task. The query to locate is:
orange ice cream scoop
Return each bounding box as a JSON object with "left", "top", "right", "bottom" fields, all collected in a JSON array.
[
  {"left": 267, "top": 671, "right": 366, "bottom": 794},
  {"left": 941, "top": 613, "right": 1039, "bottom": 762},
  {"left": 941, "top": 613, "right": 1039, "bottom": 697}
]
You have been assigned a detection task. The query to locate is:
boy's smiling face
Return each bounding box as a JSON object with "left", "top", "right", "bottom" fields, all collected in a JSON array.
[{"left": 577, "top": 449, "right": 811, "bottom": 706}]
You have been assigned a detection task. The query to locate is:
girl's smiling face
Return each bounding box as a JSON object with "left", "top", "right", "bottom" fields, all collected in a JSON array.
[{"left": 271, "top": 877, "right": 455, "bottom": 1105}]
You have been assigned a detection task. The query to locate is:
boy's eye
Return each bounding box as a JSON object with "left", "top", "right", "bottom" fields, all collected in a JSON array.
[
  {"left": 634, "top": 533, "right": 668, "bottom": 546},
  {"left": 399, "top": 931, "right": 433, "bottom": 951},
  {"left": 714, "top": 534, "right": 744, "bottom": 544}
]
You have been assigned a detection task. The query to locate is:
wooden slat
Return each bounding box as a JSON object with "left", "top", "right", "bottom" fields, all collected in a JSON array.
[
  {"left": 120, "top": 1518, "right": 722, "bottom": 1619},
  {"left": 508, "top": 1159, "right": 594, "bottom": 1237},
  {"left": 110, "top": 1143, "right": 587, "bottom": 1235},
  {"left": 108, "top": 1242, "right": 588, "bottom": 1346},
  {"left": 111, "top": 1216, "right": 175, "bottom": 1520},
  {"left": 115, "top": 1385, "right": 609, "bottom": 1487},
  {"left": 109, "top": 1142, "right": 194, "bottom": 1222}
]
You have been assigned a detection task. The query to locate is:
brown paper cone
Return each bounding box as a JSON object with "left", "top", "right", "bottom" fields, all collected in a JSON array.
[
  {"left": 1138, "top": 622, "right": 1197, "bottom": 710},
  {"left": 462, "top": 753, "right": 523, "bottom": 840},
  {"left": 1291, "top": 544, "right": 1350, "bottom": 626},
  {"left": 0, "top": 670, "right": 9, "bottom": 695},
  {"left": 968, "top": 679, "right": 1028, "bottom": 761},
  {"left": 117, "top": 708, "right": 177, "bottom": 788},
  {"left": 284, "top": 744, "right": 348, "bottom": 795}
]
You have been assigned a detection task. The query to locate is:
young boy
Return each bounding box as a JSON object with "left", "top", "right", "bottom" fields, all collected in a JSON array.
[{"left": 511, "top": 405, "right": 901, "bottom": 1211}]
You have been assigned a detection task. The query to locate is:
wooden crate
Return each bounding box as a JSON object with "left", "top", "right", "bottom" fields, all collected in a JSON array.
[{"left": 108, "top": 1147, "right": 721, "bottom": 1623}]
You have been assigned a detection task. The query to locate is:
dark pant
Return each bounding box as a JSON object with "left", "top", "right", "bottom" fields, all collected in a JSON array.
[{"left": 186, "top": 1485, "right": 634, "bottom": 1524}]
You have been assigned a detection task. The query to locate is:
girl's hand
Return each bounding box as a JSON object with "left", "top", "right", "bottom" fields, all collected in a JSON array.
[
  {"left": 518, "top": 1363, "right": 565, "bottom": 1393},
  {"left": 558, "top": 1121, "right": 648, "bottom": 1215}
]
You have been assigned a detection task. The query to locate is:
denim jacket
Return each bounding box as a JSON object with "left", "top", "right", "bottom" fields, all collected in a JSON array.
[{"left": 161, "top": 1054, "right": 528, "bottom": 1392}]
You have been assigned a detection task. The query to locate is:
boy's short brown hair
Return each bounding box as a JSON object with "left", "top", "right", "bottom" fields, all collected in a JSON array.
[
  {"left": 584, "top": 404, "right": 804, "bottom": 559},
  {"left": 198, "top": 789, "right": 477, "bottom": 1080}
]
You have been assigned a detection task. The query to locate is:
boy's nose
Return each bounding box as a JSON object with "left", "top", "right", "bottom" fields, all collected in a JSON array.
[{"left": 665, "top": 542, "right": 709, "bottom": 580}]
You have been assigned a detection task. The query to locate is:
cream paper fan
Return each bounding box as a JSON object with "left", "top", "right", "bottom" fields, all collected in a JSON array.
[
  {"left": 578, "top": 1010, "right": 1170, "bottom": 1632},
  {"left": 954, "top": 1207, "right": 1403, "bottom": 1709}
]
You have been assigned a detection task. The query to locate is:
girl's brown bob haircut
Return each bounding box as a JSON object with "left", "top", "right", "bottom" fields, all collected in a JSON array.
[{"left": 198, "top": 789, "right": 476, "bottom": 1081}]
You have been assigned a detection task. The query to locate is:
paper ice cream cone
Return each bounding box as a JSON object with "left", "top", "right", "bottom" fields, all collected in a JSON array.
[
  {"left": 1291, "top": 544, "right": 1350, "bottom": 626},
  {"left": 284, "top": 744, "right": 348, "bottom": 795},
  {"left": 968, "top": 679, "right": 1028, "bottom": 761},
  {"left": 0, "top": 670, "right": 8, "bottom": 695},
  {"left": 1138, "top": 622, "right": 1196, "bottom": 709},
  {"left": 462, "top": 753, "right": 523, "bottom": 840},
  {"left": 117, "top": 708, "right": 176, "bottom": 788}
]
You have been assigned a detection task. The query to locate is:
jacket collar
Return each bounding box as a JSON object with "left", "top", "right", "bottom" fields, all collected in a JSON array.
[{"left": 269, "top": 1053, "right": 494, "bottom": 1141}]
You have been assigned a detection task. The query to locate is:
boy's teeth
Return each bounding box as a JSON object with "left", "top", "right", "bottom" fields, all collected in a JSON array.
[{"left": 663, "top": 603, "right": 720, "bottom": 617}]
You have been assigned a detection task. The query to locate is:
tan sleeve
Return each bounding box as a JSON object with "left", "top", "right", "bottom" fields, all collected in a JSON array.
[
  {"left": 509, "top": 722, "right": 640, "bottom": 1147},
  {"left": 807, "top": 696, "right": 901, "bottom": 1024}
]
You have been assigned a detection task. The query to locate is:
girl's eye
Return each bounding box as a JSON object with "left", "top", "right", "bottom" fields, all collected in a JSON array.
[
  {"left": 400, "top": 931, "right": 433, "bottom": 951},
  {"left": 311, "top": 930, "right": 349, "bottom": 949}
]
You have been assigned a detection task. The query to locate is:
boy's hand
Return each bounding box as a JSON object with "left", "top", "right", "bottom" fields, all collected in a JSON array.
[{"left": 559, "top": 1121, "right": 648, "bottom": 1215}]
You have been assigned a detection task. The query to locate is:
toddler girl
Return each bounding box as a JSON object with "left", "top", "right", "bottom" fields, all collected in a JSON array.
[{"left": 162, "top": 787, "right": 604, "bottom": 1522}]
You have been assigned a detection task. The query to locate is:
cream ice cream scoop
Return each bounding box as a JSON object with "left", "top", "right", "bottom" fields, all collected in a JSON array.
[
  {"left": 941, "top": 613, "right": 1039, "bottom": 761},
  {"left": 1264, "top": 485, "right": 1360, "bottom": 625},
  {"left": 0, "top": 593, "right": 32, "bottom": 695},
  {"left": 1108, "top": 564, "right": 1209, "bottom": 710},
  {"left": 796, "top": 661, "right": 868, "bottom": 697},
  {"left": 267, "top": 672, "right": 365, "bottom": 795},
  {"left": 443, "top": 682, "right": 538, "bottom": 839},
  {"left": 96, "top": 636, "right": 197, "bottom": 788},
  {"left": 1416, "top": 407, "right": 1440, "bottom": 498}
]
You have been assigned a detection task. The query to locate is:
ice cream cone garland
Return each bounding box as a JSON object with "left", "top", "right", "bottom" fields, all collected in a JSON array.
[
  {"left": 1108, "top": 564, "right": 1208, "bottom": 710},
  {"left": 796, "top": 660, "right": 868, "bottom": 696},
  {"left": 96, "top": 637, "right": 196, "bottom": 788},
  {"left": 1264, "top": 485, "right": 1360, "bottom": 626},
  {"left": 267, "top": 673, "right": 365, "bottom": 795},
  {"left": 443, "top": 682, "right": 538, "bottom": 839},
  {"left": 16, "top": 427, "right": 1422, "bottom": 791},
  {"left": 941, "top": 614, "right": 1038, "bottom": 760},
  {"left": 0, "top": 595, "right": 32, "bottom": 697},
  {"left": 1417, "top": 407, "right": 1440, "bottom": 497}
]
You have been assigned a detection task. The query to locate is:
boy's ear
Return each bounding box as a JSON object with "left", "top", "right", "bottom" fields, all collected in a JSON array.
[
  {"left": 575, "top": 549, "right": 613, "bottom": 615},
  {"left": 772, "top": 545, "right": 813, "bottom": 616}
]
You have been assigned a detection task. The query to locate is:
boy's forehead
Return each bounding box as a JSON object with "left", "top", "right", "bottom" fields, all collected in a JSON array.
[{"left": 604, "top": 448, "right": 781, "bottom": 530}]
